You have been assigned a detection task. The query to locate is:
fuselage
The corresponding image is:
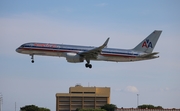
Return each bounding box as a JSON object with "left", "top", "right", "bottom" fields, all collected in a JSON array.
[{"left": 16, "top": 42, "right": 154, "bottom": 62}]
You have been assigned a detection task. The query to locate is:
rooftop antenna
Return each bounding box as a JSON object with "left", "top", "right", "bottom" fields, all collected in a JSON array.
[
  {"left": 0, "top": 93, "right": 3, "bottom": 111},
  {"left": 137, "top": 94, "right": 139, "bottom": 108},
  {"left": 15, "top": 102, "right": 16, "bottom": 111}
]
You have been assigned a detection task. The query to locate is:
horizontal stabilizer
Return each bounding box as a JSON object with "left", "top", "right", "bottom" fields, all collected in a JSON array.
[{"left": 140, "top": 52, "right": 159, "bottom": 58}]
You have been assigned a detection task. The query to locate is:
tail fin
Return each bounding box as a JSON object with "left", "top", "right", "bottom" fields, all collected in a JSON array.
[{"left": 133, "top": 30, "right": 162, "bottom": 53}]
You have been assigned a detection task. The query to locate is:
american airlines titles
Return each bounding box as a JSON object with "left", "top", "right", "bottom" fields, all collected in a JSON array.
[{"left": 34, "top": 43, "right": 60, "bottom": 48}]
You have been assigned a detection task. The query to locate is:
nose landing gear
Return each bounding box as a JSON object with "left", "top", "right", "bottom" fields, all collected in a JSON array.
[{"left": 30, "top": 54, "right": 34, "bottom": 63}]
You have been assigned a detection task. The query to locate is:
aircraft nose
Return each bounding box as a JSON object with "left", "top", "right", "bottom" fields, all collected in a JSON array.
[{"left": 16, "top": 48, "right": 20, "bottom": 53}]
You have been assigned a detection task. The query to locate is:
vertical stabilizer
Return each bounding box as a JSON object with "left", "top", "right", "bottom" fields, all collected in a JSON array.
[{"left": 133, "top": 30, "right": 162, "bottom": 53}]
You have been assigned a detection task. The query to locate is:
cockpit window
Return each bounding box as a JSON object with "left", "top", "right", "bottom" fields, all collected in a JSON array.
[
  {"left": 21, "top": 45, "right": 25, "bottom": 47},
  {"left": 20, "top": 43, "right": 33, "bottom": 48}
]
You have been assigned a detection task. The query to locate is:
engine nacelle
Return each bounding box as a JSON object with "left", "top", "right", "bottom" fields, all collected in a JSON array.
[{"left": 66, "top": 53, "right": 84, "bottom": 63}]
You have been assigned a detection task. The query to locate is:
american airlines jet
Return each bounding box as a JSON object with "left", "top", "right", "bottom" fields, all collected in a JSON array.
[{"left": 16, "top": 30, "right": 162, "bottom": 68}]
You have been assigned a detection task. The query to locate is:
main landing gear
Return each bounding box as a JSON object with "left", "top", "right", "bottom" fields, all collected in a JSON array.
[
  {"left": 85, "top": 59, "right": 92, "bottom": 68},
  {"left": 30, "top": 54, "right": 34, "bottom": 63},
  {"left": 85, "top": 63, "right": 92, "bottom": 68}
]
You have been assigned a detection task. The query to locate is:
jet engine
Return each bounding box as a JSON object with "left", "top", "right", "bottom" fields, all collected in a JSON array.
[{"left": 66, "top": 53, "right": 84, "bottom": 63}]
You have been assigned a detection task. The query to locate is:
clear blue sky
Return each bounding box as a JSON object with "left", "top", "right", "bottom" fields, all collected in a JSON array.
[{"left": 0, "top": 0, "right": 180, "bottom": 111}]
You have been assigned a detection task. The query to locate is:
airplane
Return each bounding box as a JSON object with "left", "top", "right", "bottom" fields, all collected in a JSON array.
[{"left": 16, "top": 30, "right": 162, "bottom": 68}]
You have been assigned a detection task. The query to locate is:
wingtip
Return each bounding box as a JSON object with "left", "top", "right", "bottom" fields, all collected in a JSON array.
[
  {"left": 154, "top": 30, "right": 162, "bottom": 32},
  {"left": 103, "top": 37, "right": 110, "bottom": 47},
  {"left": 106, "top": 37, "right": 110, "bottom": 43}
]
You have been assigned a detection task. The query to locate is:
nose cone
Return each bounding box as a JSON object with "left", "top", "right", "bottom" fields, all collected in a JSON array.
[{"left": 16, "top": 48, "right": 21, "bottom": 53}]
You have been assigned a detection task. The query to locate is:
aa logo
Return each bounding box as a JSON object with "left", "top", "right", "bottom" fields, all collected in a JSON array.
[{"left": 142, "top": 39, "right": 153, "bottom": 48}]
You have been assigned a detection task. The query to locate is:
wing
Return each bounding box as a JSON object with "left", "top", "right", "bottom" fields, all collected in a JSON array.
[{"left": 79, "top": 38, "right": 110, "bottom": 60}]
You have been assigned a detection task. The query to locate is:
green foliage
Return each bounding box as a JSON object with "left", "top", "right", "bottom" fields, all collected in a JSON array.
[
  {"left": 75, "top": 104, "right": 117, "bottom": 111},
  {"left": 39, "top": 107, "right": 50, "bottom": 111},
  {"left": 156, "top": 106, "right": 163, "bottom": 109},
  {"left": 75, "top": 108, "right": 80, "bottom": 111},
  {"left": 20, "top": 105, "right": 50, "bottom": 111},
  {"left": 101, "top": 104, "right": 117, "bottom": 111},
  {"left": 138, "top": 104, "right": 163, "bottom": 109},
  {"left": 76, "top": 108, "right": 106, "bottom": 111}
]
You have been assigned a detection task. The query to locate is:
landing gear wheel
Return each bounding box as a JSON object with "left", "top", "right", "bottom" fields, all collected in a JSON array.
[
  {"left": 89, "top": 64, "right": 92, "bottom": 68},
  {"left": 85, "top": 63, "right": 89, "bottom": 68},
  {"left": 85, "top": 59, "right": 92, "bottom": 68},
  {"left": 30, "top": 54, "right": 34, "bottom": 63},
  {"left": 85, "top": 63, "right": 92, "bottom": 68}
]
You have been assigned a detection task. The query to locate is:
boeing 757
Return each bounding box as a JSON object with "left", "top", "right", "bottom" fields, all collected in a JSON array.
[{"left": 16, "top": 30, "right": 162, "bottom": 68}]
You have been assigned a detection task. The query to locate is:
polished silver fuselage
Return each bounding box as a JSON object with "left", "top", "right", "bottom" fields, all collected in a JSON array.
[{"left": 16, "top": 42, "right": 157, "bottom": 62}]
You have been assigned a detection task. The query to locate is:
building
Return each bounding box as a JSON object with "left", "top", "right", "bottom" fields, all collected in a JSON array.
[{"left": 56, "top": 85, "right": 110, "bottom": 111}]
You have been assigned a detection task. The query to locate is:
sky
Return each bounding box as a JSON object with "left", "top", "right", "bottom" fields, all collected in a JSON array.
[{"left": 0, "top": 0, "right": 180, "bottom": 111}]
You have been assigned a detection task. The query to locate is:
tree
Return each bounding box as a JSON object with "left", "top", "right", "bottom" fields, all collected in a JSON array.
[
  {"left": 76, "top": 108, "right": 106, "bottom": 111},
  {"left": 138, "top": 104, "right": 163, "bottom": 109},
  {"left": 20, "top": 105, "right": 50, "bottom": 111},
  {"left": 101, "top": 104, "right": 117, "bottom": 111},
  {"left": 39, "top": 107, "right": 50, "bottom": 111},
  {"left": 76, "top": 108, "right": 81, "bottom": 111},
  {"left": 156, "top": 106, "right": 163, "bottom": 109}
]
